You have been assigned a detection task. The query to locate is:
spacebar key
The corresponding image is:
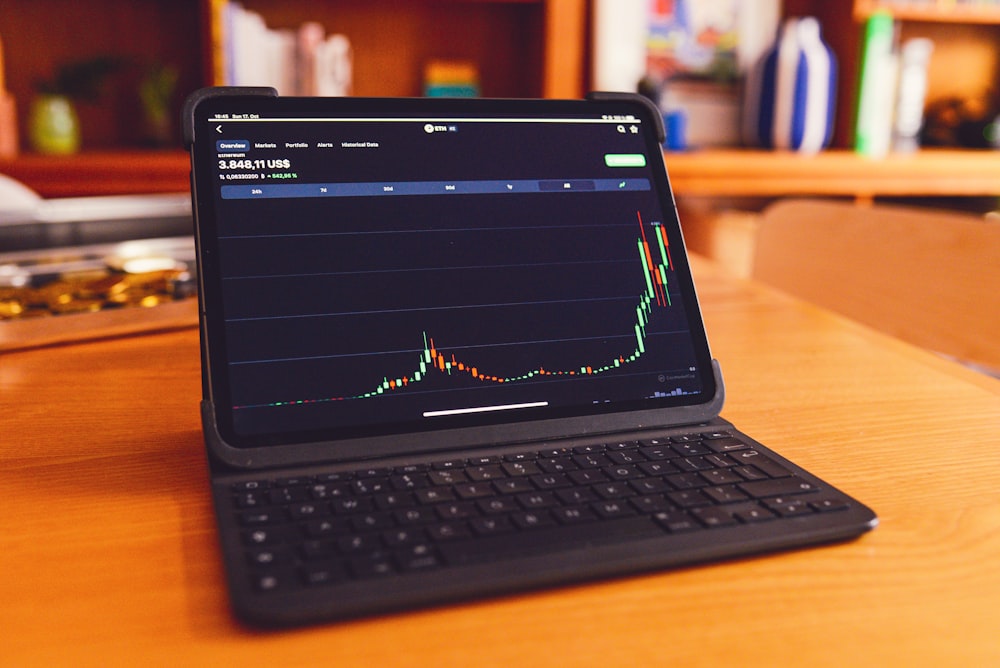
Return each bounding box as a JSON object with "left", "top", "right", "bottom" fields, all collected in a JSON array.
[{"left": 437, "top": 516, "right": 665, "bottom": 566}]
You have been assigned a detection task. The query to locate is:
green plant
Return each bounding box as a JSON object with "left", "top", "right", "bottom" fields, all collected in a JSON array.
[{"left": 37, "top": 56, "right": 122, "bottom": 101}]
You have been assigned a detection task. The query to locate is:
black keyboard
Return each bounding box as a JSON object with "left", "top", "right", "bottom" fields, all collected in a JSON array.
[{"left": 223, "top": 430, "right": 851, "bottom": 595}]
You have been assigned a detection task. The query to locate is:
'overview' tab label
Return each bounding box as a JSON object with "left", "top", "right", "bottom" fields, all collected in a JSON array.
[{"left": 216, "top": 140, "right": 250, "bottom": 152}]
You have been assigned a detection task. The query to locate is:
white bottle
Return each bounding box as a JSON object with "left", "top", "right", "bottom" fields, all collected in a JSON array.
[{"left": 892, "top": 38, "right": 934, "bottom": 153}]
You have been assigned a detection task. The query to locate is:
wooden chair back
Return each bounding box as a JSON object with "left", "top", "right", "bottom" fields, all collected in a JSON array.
[{"left": 752, "top": 198, "right": 1000, "bottom": 371}]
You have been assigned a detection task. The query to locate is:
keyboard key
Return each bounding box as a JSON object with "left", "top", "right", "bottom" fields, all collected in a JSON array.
[
  {"left": 517, "top": 491, "right": 558, "bottom": 509},
  {"left": 604, "top": 464, "right": 643, "bottom": 480},
  {"left": 668, "top": 490, "right": 711, "bottom": 508},
  {"left": 629, "top": 477, "right": 669, "bottom": 494},
  {"left": 555, "top": 487, "right": 597, "bottom": 505},
  {"left": 763, "top": 496, "right": 814, "bottom": 515},
  {"left": 674, "top": 456, "right": 713, "bottom": 472},
  {"left": 732, "top": 504, "right": 777, "bottom": 523},
  {"left": 666, "top": 473, "right": 707, "bottom": 490},
  {"left": 275, "top": 476, "right": 311, "bottom": 487},
  {"left": 394, "top": 507, "right": 437, "bottom": 525},
  {"left": 383, "top": 527, "right": 425, "bottom": 547},
  {"left": 702, "top": 485, "right": 750, "bottom": 504},
  {"left": 300, "top": 540, "right": 337, "bottom": 560},
  {"left": 511, "top": 510, "right": 557, "bottom": 530},
  {"left": 638, "top": 445, "right": 674, "bottom": 460},
  {"left": 630, "top": 495, "right": 671, "bottom": 514},
  {"left": 390, "top": 473, "right": 429, "bottom": 491},
  {"left": 331, "top": 497, "right": 372, "bottom": 515},
  {"left": 810, "top": 498, "right": 850, "bottom": 512},
  {"left": 731, "top": 451, "right": 792, "bottom": 478},
  {"left": 427, "top": 522, "right": 472, "bottom": 542},
  {"left": 242, "top": 527, "right": 280, "bottom": 546},
  {"left": 433, "top": 460, "right": 465, "bottom": 470},
  {"left": 351, "top": 512, "right": 396, "bottom": 532},
  {"left": 607, "top": 450, "right": 644, "bottom": 464},
  {"left": 733, "top": 465, "right": 769, "bottom": 481},
  {"left": 436, "top": 502, "right": 477, "bottom": 520},
  {"left": 477, "top": 497, "right": 520, "bottom": 514},
  {"left": 639, "top": 460, "right": 679, "bottom": 476},
  {"left": 502, "top": 461, "right": 541, "bottom": 477},
  {"left": 374, "top": 491, "right": 415, "bottom": 510},
  {"left": 530, "top": 473, "right": 571, "bottom": 489},
  {"left": 316, "top": 471, "right": 354, "bottom": 482},
  {"left": 701, "top": 469, "right": 743, "bottom": 485},
  {"left": 239, "top": 510, "right": 278, "bottom": 526},
  {"left": 567, "top": 469, "right": 609, "bottom": 486},
  {"left": 593, "top": 482, "right": 632, "bottom": 499},
  {"left": 552, "top": 506, "right": 596, "bottom": 524},
  {"left": 395, "top": 544, "right": 440, "bottom": 572},
  {"left": 469, "top": 516, "right": 514, "bottom": 536},
  {"left": 429, "top": 470, "right": 468, "bottom": 486},
  {"left": 653, "top": 511, "right": 699, "bottom": 533},
  {"left": 739, "top": 477, "right": 818, "bottom": 499},
  {"left": 467, "top": 465, "right": 505, "bottom": 481},
  {"left": 705, "top": 454, "right": 737, "bottom": 468},
  {"left": 690, "top": 506, "right": 738, "bottom": 528},
  {"left": 537, "top": 457, "right": 578, "bottom": 473},
  {"left": 253, "top": 573, "right": 281, "bottom": 592},
  {"left": 415, "top": 487, "right": 456, "bottom": 504},
  {"left": 572, "top": 453, "right": 611, "bottom": 469},
  {"left": 269, "top": 487, "right": 309, "bottom": 505},
  {"left": 300, "top": 564, "right": 345, "bottom": 587},
  {"left": 453, "top": 482, "right": 494, "bottom": 500},
  {"left": 337, "top": 534, "right": 381, "bottom": 554},
  {"left": 591, "top": 500, "right": 638, "bottom": 519},
  {"left": 303, "top": 518, "right": 349, "bottom": 538},
  {"left": 234, "top": 492, "right": 265, "bottom": 509},
  {"left": 493, "top": 477, "right": 533, "bottom": 494},
  {"left": 232, "top": 480, "right": 269, "bottom": 492},
  {"left": 672, "top": 442, "right": 711, "bottom": 457},
  {"left": 247, "top": 548, "right": 284, "bottom": 567},
  {"left": 350, "top": 556, "right": 395, "bottom": 579},
  {"left": 288, "top": 502, "right": 327, "bottom": 520},
  {"left": 606, "top": 440, "right": 641, "bottom": 450},
  {"left": 704, "top": 437, "right": 748, "bottom": 453}
]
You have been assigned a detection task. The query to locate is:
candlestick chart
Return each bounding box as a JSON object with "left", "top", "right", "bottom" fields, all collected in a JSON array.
[{"left": 227, "top": 208, "right": 684, "bottom": 414}]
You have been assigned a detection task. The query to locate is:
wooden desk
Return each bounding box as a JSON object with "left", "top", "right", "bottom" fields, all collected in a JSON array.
[{"left": 3, "top": 256, "right": 999, "bottom": 666}]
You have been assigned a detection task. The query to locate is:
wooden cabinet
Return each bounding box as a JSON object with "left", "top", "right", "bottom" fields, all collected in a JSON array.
[
  {"left": 785, "top": 0, "right": 1000, "bottom": 148},
  {"left": 199, "top": 0, "right": 586, "bottom": 100},
  {"left": 0, "top": 0, "right": 586, "bottom": 155}
]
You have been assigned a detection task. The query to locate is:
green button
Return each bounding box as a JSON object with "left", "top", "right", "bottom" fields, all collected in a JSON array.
[{"left": 604, "top": 153, "right": 647, "bottom": 168}]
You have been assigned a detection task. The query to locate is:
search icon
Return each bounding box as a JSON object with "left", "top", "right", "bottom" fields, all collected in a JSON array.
[{"left": 617, "top": 125, "right": 626, "bottom": 133}]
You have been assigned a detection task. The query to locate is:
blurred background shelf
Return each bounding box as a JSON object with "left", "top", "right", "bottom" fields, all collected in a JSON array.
[
  {"left": 662, "top": 148, "right": 1000, "bottom": 201},
  {"left": 854, "top": 0, "right": 1000, "bottom": 24},
  {"left": 0, "top": 0, "right": 586, "bottom": 153},
  {"left": 0, "top": 150, "right": 189, "bottom": 198},
  {"left": 0, "top": 0, "right": 997, "bottom": 201}
]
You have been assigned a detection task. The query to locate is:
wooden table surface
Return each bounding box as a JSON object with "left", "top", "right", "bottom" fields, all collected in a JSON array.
[{"left": 3, "top": 255, "right": 999, "bottom": 667}]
